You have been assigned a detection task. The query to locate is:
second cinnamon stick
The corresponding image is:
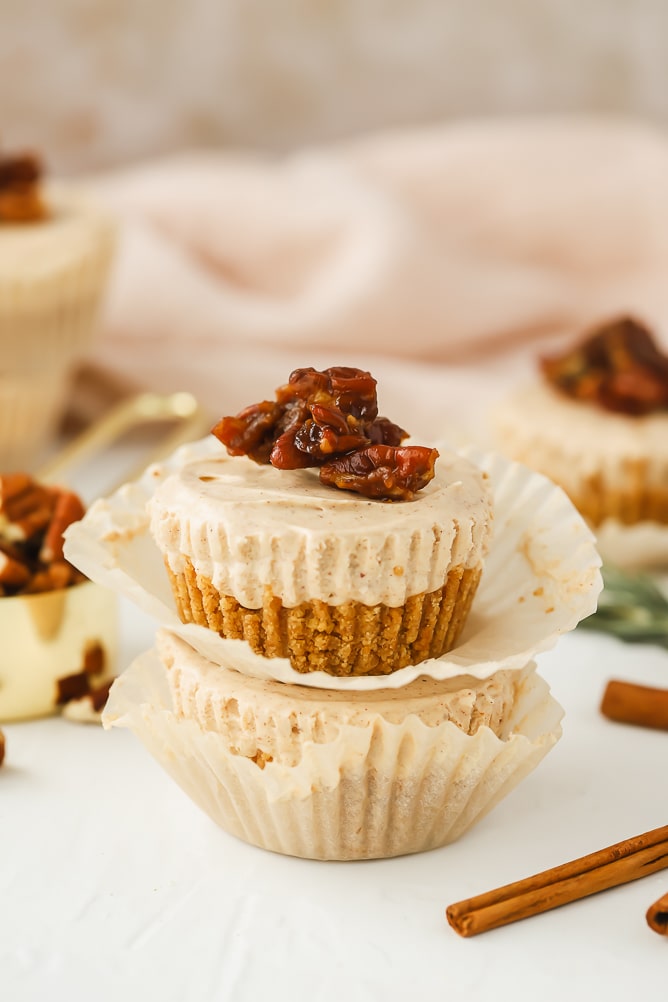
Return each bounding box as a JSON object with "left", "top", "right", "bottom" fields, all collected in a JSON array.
[
  {"left": 646, "top": 891, "right": 668, "bottom": 936},
  {"left": 601, "top": 680, "right": 668, "bottom": 731},
  {"left": 447, "top": 824, "right": 668, "bottom": 937}
]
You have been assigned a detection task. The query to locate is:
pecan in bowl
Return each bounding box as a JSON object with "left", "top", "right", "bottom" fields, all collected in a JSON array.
[
  {"left": 0, "top": 473, "right": 118, "bottom": 722},
  {"left": 0, "top": 472, "right": 87, "bottom": 597}
]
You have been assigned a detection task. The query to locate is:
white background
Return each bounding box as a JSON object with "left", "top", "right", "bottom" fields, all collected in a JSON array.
[{"left": 2, "top": 596, "right": 667, "bottom": 1001}]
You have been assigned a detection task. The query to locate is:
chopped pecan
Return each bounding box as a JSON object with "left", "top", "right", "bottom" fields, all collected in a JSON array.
[
  {"left": 0, "top": 480, "right": 55, "bottom": 542},
  {"left": 211, "top": 400, "right": 283, "bottom": 463},
  {"left": 0, "top": 550, "right": 31, "bottom": 589},
  {"left": 211, "top": 366, "right": 419, "bottom": 499},
  {"left": 61, "top": 679, "right": 114, "bottom": 723},
  {"left": 83, "top": 641, "right": 106, "bottom": 677},
  {"left": 56, "top": 643, "right": 111, "bottom": 719},
  {"left": 320, "top": 445, "right": 440, "bottom": 500},
  {"left": 24, "top": 560, "right": 77, "bottom": 594},
  {"left": 56, "top": 671, "right": 91, "bottom": 705},
  {"left": 0, "top": 728, "right": 5, "bottom": 767},
  {"left": 39, "top": 489, "right": 86, "bottom": 563},
  {"left": 0, "top": 472, "right": 33, "bottom": 506},
  {"left": 541, "top": 316, "right": 668, "bottom": 415}
]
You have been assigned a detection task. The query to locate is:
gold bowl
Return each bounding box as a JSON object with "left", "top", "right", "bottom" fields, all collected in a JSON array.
[{"left": 0, "top": 580, "right": 118, "bottom": 722}]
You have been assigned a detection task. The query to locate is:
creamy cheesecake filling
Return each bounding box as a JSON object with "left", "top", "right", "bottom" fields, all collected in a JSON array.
[{"left": 148, "top": 449, "right": 492, "bottom": 609}]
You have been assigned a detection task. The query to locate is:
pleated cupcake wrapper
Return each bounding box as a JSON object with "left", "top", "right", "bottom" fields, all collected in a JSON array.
[
  {"left": 64, "top": 437, "right": 602, "bottom": 692},
  {"left": 104, "top": 651, "right": 563, "bottom": 860},
  {"left": 0, "top": 369, "right": 71, "bottom": 466},
  {"left": 0, "top": 199, "right": 115, "bottom": 374}
]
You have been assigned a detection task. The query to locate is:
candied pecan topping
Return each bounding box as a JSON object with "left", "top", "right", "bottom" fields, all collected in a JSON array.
[
  {"left": 0, "top": 474, "right": 87, "bottom": 596},
  {"left": 0, "top": 151, "right": 46, "bottom": 223},
  {"left": 541, "top": 317, "right": 668, "bottom": 415},
  {"left": 211, "top": 366, "right": 438, "bottom": 500}
]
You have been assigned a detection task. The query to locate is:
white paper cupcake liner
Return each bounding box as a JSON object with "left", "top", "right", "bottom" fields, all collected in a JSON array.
[
  {"left": 0, "top": 368, "right": 71, "bottom": 467},
  {"left": 64, "top": 437, "right": 602, "bottom": 692},
  {"left": 103, "top": 650, "right": 563, "bottom": 860}
]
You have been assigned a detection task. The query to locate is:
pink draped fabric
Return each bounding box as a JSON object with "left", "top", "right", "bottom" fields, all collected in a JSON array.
[{"left": 86, "top": 116, "right": 668, "bottom": 442}]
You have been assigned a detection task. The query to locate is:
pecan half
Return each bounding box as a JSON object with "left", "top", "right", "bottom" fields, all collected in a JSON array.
[
  {"left": 541, "top": 316, "right": 668, "bottom": 415},
  {"left": 320, "top": 444, "right": 440, "bottom": 500}
]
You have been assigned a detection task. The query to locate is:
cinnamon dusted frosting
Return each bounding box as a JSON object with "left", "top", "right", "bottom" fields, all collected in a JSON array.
[
  {"left": 147, "top": 449, "right": 492, "bottom": 609},
  {"left": 494, "top": 382, "right": 668, "bottom": 501}
]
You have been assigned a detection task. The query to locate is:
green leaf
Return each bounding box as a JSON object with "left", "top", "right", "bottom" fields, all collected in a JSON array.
[{"left": 579, "top": 565, "right": 668, "bottom": 649}]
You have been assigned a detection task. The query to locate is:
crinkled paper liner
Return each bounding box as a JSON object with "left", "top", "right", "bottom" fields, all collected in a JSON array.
[
  {"left": 104, "top": 651, "right": 563, "bottom": 860},
  {"left": 64, "top": 437, "right": 602, "bottom": 692},
  {"left": 0, "top": 369, "right": 71, "bottom": 466}
]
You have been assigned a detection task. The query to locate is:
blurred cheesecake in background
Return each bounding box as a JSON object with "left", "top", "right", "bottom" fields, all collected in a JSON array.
[
  {"left": 0, "top": 149, "right": 115, "bottom": 468},
  {"left": 492, "top": 317, "right": 668, "bottom": 567}
]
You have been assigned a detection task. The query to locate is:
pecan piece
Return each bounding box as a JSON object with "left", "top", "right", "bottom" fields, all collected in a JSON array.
[
  {"left": 62, "top": 678, "right": 114, "bottom": 723},
  {"left": 39, "top": 488, "right": 86, "bottom": 563},
  {"left": 0, "top": 550, "right": 31, "bottom": 590},
  {"left": 212, "top": 400, "right": 283, "bottom": 463},
  {"left": 319, "top": 445, "right": 439, "bottom": 500},
  {"left": 0, "top": 472, "right": 33, "bottom": 506},
  {"left": 0, "top": 481, "right": 55, "bottom": 543},
  {"left": 0, "top": 728, "right": 5, "bottom": 767},
  {"left": 56, "top": 671, "right": 91, "bottom": 705},
  {"left": 24, "top": 560, "right": 79, "bottom": 594}
]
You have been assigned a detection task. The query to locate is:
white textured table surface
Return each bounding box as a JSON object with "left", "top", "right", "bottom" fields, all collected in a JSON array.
[{"left": 2, "top": 596, "right": 667, "bottom": 1002}]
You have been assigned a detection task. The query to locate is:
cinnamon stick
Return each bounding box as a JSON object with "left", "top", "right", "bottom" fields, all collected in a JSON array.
[
  {"left": 646, "top": 891, "right": 668, "bottom": 936},
  {"left": 446, "top": 824, "right": 668, "bottom": 938},
  {"left": 601, "top": 679, "right": 668, "bottom": 731}
]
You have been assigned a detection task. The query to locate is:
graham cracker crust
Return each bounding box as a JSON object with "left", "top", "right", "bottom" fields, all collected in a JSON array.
[
  {"left": 573, "top": 472, "right": 668, "bottom": 527},
  {"left": 166, "top": 560, "right": 482, "bottom": 676}
]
